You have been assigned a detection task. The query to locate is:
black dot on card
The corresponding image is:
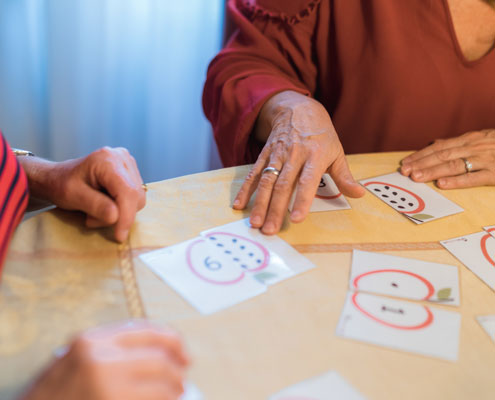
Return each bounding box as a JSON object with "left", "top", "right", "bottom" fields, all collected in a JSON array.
[
  {"left": 257, "top": 259, "right": 262, "bottom": 264},
  {"left": 233, "top": 258, "right": 240, "bottom": 262},
  {"left": 401, "top": 198, "right": 406, "bottom": 202},
  {"left": 209, "top": 237, "right": 216, "bottom": 240},
  {"left": 381, "top": 306, "right": 386, "bottom": 311},
  {"left": 391, "top": 200, "right": 397, "bottom": 204},
  {"left": 374, "top": 188, "right": 381, "bottom": 192},
  {"left": 240, "top": 245, "right": 245, "bottom": 250},
  {"left": 392, "top": 192, "right": 397, "bottom": 196},
  {"left": 408, "top": 203, "right": 414, "bottom": 207},
  {"left": 216, "top": 243, "right": 224, "bottom": 247},
  {"left": 398, "top": 206, "right": 405, "bottom": 209},
  {"left": 224, "top": 250, "right": 231, "bottom": 254},
  {"left": 232, "top": 239, "right": 237, "bottom": 243},
  {"left": 392, "top": 283, "right": 398, "bottom": 288},
  {"left": 241, "top": 264, "right": 248, "bottom": 269},
  {"left": 249, "top": 253, "right": 254, "bottom": 257},
  {"left": 382, "top": 195, "right": 389, "bottom": 198},
  {"left": 385, "top": 186, "right": 390, "bottom": 190}
]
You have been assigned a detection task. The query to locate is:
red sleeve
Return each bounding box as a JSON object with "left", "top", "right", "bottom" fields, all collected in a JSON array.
[{"left": 203, "top": 0, "right": 321, "bottom": 167}]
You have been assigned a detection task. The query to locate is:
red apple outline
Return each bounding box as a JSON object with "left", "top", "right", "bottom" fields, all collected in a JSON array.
[
  {"left": 364, "top": 181, "right": 426, "bottom": 214},
  {"left": 315, "top": 192, "right": 343, "bottom": 200},
  {"left": 353, "top": 269, "right": 435, "bottom": 300},
  {"left": 186, "top": 238, "right": 245, "bottom": 286},
  {"left": 351, "top": 292, "right": 434, "bottom": 330},
  {"left": 481, "top": 228, "right": 495, "bottom": 267}
]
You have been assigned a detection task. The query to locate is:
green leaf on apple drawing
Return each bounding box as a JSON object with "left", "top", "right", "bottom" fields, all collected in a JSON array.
[
  {"left": 411, "top": 213, "right": 434, "bottom": 221},
  {"left": 437, "top": 288, "right": 452, "bottom": 300}
]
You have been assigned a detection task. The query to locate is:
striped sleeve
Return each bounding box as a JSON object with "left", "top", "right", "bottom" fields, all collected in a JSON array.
[{"left": 0, "top": 132, "right": 29, "bottom": 275}]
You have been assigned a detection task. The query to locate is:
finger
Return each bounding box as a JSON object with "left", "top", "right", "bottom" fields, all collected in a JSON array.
[
  {"left": 86, "top": 215, "right": 109, "bottom": 229},
  {"left": 115, "top": 327, "right": 189, "bottom": 366},
  {"left": 409, "top": 158, "right": 474, "bottom": 183},
  {"left": 96, "top": 165, "right": 144, "bottom": 243},
  {"left": 249, "top": 153, "right": 284, "bottom": 229},
  {"left": 437, "top": 170, "right": 495, "bottom": 189},
  {"left": 233, "top": 150, "right": 270, "bottom": 210},
  {"left": 70, "top": 184, "right": 119, "bottom": 225},
  {"left": 400, "top": 146, "right": 469, "bottom": 178},
  {"left": 262, "top": 156, "right": 305, "bottom": 234},
  {"left": 401, "top": 137, "right": 467, "bottom": 165},
  {"left": 328, "top": 153, "right": 365, "bottom": 198},
  {"left": 131, "top": 381, "right": 184, "bottom": 400},
  {"left": 289, "top": 161, "right": 323, "bottom": 224}
]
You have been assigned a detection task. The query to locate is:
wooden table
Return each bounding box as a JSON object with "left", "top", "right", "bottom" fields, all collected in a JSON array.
[{"left": 1, "top": 152, "right": 495, "bottom": 399}]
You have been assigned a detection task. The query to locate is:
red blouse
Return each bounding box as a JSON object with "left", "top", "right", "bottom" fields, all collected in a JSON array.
[
  {"left": 204, "top": 0, "right": 495, "bottom": 167},
  {"left": 0, "top": 132, "right": 29, "bottom": 274}
]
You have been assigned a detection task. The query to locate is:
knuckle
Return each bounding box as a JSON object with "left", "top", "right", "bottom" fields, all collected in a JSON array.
[
  {"left": 448, "top": 159, "right": 461, "bottom": 171},
  {"left": 437, "top": 149, "right": 452, "bottom": 162},
  {"left": 273, "top": 178, "right": 292, "bottom": 194},
  {"left": 258, "top": 176, "right": 275, "bottom": 191}
]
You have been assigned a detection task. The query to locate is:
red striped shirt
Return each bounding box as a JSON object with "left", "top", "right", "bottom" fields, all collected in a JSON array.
[{"left": 0, "top": 132, "right": 29, "bottom": 275}]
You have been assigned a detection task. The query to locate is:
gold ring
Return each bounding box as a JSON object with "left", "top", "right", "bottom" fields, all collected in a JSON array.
[
  {"left": 461, "top": 158, "right": 473, "bottom": 173},
  {"left": 262, "top": 167, "right": 281, "bottom": 177},
  {"left": 141, "top": 183, "right": 148, "bottom": 192}
]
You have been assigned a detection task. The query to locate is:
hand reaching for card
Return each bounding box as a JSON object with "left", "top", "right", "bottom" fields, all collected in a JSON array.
[
  {"left": 20, "top": 321, "right": 189, "bottom": 400},
  {"left": 400, "top": 129, "right": 495, "bottom": 189}
]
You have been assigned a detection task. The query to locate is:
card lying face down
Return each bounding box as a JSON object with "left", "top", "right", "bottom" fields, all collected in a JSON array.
[
  {"left": 268, "top": 371, "right": 366, "bottom": 400},
  {"left": 476, "top": 315, "right": 495, "bottom": 343},
  {"left": 289, "top": 173, "right": 351, "bottom": 213},
  {"left": 360, "top": 172, "right": 464, "bottom": 224},
  {"left": 140, "top": 219, "right": 316, "bottom": 314},
  {"left": 336, "top": 292, "right": 461, "bottom": 362},
  {"left": 350, "top": 250, "right": 460, "bottom": 306},
  {"left": 441, "top": 230, "right": 495, "bottom": 291}
]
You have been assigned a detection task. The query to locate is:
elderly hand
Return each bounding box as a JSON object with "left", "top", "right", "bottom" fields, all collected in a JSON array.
[
  {"left": 19, "top": 147, "right": 146, "bottom": 242},
  {"left": 20, "top": 321, "right": 190, "bottom": 400},
  {"left": 233, "top": 91, "right": 365, "bottom": 235},
  {"left": 400, "top": 129, "right": 495, "bottom": 189}
]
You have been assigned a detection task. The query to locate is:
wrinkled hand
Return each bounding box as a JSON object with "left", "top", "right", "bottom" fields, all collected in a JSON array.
[
  {"left": 400, "top": 129, "right": 495, "bottom": 189},
  {"left": 23, "top": 147, "right": 146, "bottom": 242},
  {"left": 20, "top": 321, "right": 190, "bottom": 400},
  {"left": 233, "top": 91, "right": 364, "bottom": 235}
]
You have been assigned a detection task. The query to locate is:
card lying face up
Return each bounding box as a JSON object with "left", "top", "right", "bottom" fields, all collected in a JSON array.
[
  {"left": 289, "top": 173, "right": 351, "bottom": 213},
  {"left": 268, "top": 371, "right": 366, "bottom": 400},
  {"left": 360, "top": 172, "right": 464, "bottom": 224},
  {"left": 336, "top": 292, "right": 461, "bottom": 361},
  {"left": 441, "top": 231, "right": 495, "bottom": 291},
  {"left": 476, "top": 315, "right": 495, "bottom": 343},
  {"left": 350, "top": 250, "right": 460, "bottom": 306},
  {"left": 140, "top": 238, "right": 267, "bottom": 315},
  {"left": 201, "top": 218, "right": 316, "bottom": 285}
]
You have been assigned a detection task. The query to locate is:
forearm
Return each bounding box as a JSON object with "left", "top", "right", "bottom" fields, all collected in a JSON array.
[{"left": 17, "top": 156, "right": 60, "bottom": 206}]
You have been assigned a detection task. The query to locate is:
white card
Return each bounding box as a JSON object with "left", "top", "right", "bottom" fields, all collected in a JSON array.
[
  {"left": 483, "top": 226, "right": 495, "bottom": 236},
  {"left": 140, "top": 238, "right": 266, "bottom": 315},
  {"left": 336, "top": 292, "right": 461, "bottom": 361},
  {"left": 289, "top": 173, "right": 351, "bottom": 213},
  {"left": 360, "top": 172, "right": 463, "bottom": 224},
  {"left": 476, "top": 315, "right": 495, "bottom": 343},
  {"left": 201, "top": 219, "right": 316, "bottom": 284},
  {"left": 269, "top": 371, "right": 366, "bottom": 400},
  {"left": 441, "top": 231, "right": 495, "bottom": 291},
  {"left": 350, "top": 250, "right": 460, "bottom": 306},
  {"left": 181, "top": 383, "right": 204, "bottom": 400}
]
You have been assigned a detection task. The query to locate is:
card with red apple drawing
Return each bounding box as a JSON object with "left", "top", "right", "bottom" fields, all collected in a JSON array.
[
  {"left": 140, "top": 238, "right": 267, "bottom": 315},
  {"left": 268, "top": 371, "right": 366, "bottom": 400},
  {"left": 483, "top": 226, "right": 495, "bottom": 237},
  {"left": 350, "top": 250, "right": 460, "bottom": 306},
  {"left": 476, "top": 315, "right": 495, "bottom": 344},
  {"left": 441, "top": 231, "right": 495, "bottom": 291},
  {"left": 336, "top": 292, "right": 461, "bottom": 362},
  {"left": 201, "top": 219, "right": 316, "bottom": 285},
  {"left": 289, "top": 173, "right": 351, "bottom": 213},
  {"left": 360, "top": 172, "right": 464, "bottom": 224}
]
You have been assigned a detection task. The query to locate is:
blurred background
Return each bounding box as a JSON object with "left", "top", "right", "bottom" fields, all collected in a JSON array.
[{"left": 0, "top": 0, "right": 224, "bottom": 183}]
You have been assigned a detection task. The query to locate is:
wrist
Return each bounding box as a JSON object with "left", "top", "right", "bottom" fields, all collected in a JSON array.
[{"left": 17, "top": 156, "right": 60, "bottom": 203}]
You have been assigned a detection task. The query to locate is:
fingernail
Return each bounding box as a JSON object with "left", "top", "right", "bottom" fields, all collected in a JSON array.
[
  {"left": 412, "top": 171, "right": 423, "bottom": 180},
  {"left": 263, "top": 222, "right": 275, "bottom": 233},
  {"left": 119, "top": 229, "right": 129, "bottom": 242},
  {"left": 437, "top": 179, "right": 446, "bottom": 187},
  {"left": 233, "top": 199, "right": 240, "bottom": 207},
  {"left": 251, "top": 216, "right": 261, "bottom": 226},
  {"left": 402, "top": 165, "right": 411, "bottom": 174},
  {"left": 291, "top": 211, "right": 302, "bottom": 221}
]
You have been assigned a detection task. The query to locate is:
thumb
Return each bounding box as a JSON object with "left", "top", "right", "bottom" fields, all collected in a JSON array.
[
  {"left": 328, "top": 154, "right": 365, "bottom": 198},
  {"left": 70, "top": 184, "right": 119, "bottom": 225}
]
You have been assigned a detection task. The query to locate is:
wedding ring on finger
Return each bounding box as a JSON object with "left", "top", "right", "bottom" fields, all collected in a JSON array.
[
  {"left": 262, "top": 167, "right": 281, "bottom": 177},
  {"left": 461, "top": 158, "right": 473, "bottom": 174}
]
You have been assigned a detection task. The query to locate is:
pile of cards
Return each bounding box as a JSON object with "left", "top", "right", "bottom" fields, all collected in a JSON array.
[
  {"left": 361, "top": 172, "right": 464, "bottom": 224},
  {"left": 336, "top": 251, "right": 462, "bottom": 361},
  {"left": 269, "top": 371, "right": 366, "bottom": 400},
  {"left": 140, "top": 219, "right": 316, "bottom": 315},
  {"left": 441, "top": 226, "right": 495, "bottom": 291}
]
